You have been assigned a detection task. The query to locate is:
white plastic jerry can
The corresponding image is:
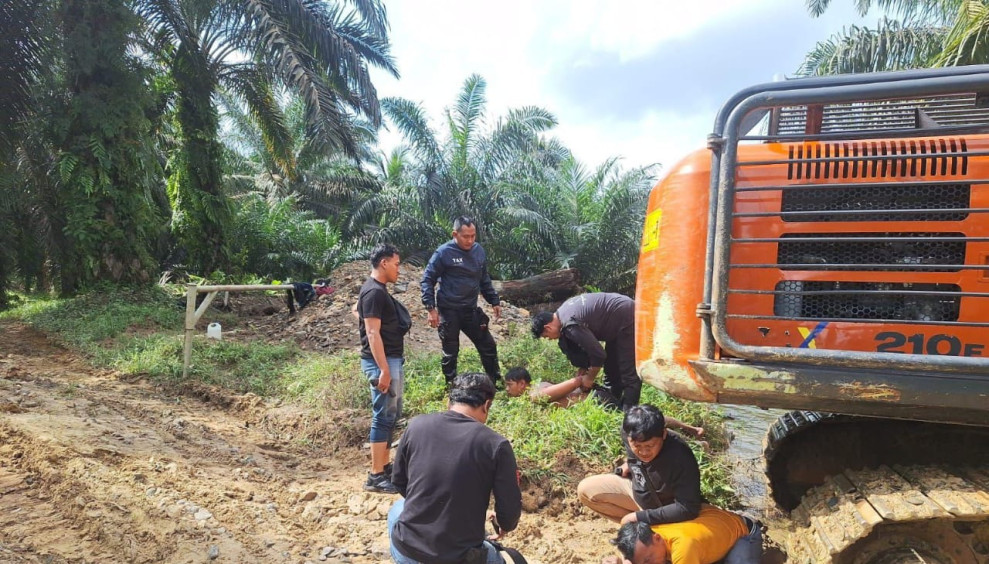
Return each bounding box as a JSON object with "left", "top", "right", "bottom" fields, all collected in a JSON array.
[{"left": 206, "top": 322, "right": 222, "bottom": 340}]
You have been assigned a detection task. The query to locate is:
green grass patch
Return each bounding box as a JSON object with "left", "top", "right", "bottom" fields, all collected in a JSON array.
[{"left": 4, "top": 288, "right": 737, "bottom": 508}]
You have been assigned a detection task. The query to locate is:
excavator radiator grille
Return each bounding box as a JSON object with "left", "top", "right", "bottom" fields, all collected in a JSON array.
[
  {"left": 777, "top": 232, "right": 967, "bottom": 271},
  {"left": 781, "top": 183, "right": 971, "bottom": 222},
  {"left": 774, "top": 281, "right": 962, "bottom": 322}
]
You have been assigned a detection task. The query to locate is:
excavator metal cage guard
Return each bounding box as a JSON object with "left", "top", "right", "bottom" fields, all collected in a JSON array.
[{"left": 702, "top": 66, "right": 989, "bottom": 375}]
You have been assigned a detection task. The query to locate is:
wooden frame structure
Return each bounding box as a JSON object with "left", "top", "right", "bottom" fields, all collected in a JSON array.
[{"left": 182, "top": 283, "right": 286, "bottom": 378}]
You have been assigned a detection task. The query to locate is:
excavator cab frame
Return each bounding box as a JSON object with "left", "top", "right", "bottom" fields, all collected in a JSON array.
[{"left": 687, "top": 66, "right": 989, "bottom": 425}]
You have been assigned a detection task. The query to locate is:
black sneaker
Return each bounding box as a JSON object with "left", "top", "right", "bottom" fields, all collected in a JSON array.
[{"left": 364, "top": 472, "right": 399, "bottom": 494}]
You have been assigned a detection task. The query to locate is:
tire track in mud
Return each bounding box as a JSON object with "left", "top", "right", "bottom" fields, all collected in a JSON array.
[{"left": 0, "top": 321, "right": 614, "bottom": 563}]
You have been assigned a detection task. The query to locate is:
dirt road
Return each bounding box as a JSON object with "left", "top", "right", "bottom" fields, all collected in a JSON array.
[{"left": 0, "top": 321, "right": 615, "bottom": 564}]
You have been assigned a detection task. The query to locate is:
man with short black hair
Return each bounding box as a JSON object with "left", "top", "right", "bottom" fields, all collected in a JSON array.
[
  {"left": 602, "top": 511, "right": 762, "bottom": 564},
  {"left": 421, "top": 217, "right": 502, "bottom": 386},
  {"left": 531, "top": 292, "right": 642, "bottom": 410},
  {"left": 578, "top": 405, "right": 702, "bottom": 526},
  {"left": 388, "top": 373, "right": 522, "bottom": 564},
  {"left": 358, "top": 243, "right": 409, "bottom": 494}
]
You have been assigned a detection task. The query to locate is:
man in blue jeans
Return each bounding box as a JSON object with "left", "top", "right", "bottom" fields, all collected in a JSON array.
[
  {"left": 357, "top": 243, "right": 409, "bottom": 494},
  {"left": 388, "top": 373, "right": 522, "bottom": 564}
]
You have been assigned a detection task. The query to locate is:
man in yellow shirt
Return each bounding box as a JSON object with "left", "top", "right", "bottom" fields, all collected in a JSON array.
[{"left": 601, "top": 505, "right": 762, "bottom": 564}]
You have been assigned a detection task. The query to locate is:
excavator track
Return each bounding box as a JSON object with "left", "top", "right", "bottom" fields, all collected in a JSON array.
[
  {"left": 784, "top": 463, "right": 989, "bottom": 564},
  {"left": 764, "top": 411, "right": 989, "bottom": 563}
]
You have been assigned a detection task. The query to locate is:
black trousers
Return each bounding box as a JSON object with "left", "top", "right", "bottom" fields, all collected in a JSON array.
[
  {"left": 602, "top": 332, "right": 642, "bottom": 410},
  {"left": 438, "top": 307, "right": 500, "bottom": 385}
]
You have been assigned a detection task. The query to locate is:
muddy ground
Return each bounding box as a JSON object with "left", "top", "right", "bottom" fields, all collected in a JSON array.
[{"left": 0, "top": 317, "right": 623, "bottom": 564}]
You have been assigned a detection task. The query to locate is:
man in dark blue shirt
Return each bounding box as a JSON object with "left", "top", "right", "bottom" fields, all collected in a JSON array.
[{"left": 420, "top": 217, "right": 502, "bottom": 385}]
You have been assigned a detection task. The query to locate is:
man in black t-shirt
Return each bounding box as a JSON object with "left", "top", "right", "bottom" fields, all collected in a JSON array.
[
  {"left": 578, "top": 405, "right": 703, "bottom": 526},
  {"left": 387, "top": 373, "right": 522, "bottom": 564},
  {"left": 358, "top": 243, "right": 406, "bottom": 494}
]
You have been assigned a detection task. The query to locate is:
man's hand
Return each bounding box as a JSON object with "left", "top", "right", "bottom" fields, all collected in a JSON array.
[
  {"left": 487, "top": 510, "right": 504, "bottom": 541},
  {"left": 620, "top": 512, "right": 638, "bottom": 525},
  {"left": 579, "top": 369, "right": 596, "bottom": 391},
  {"left": 376, "top": 372, "right": 391, "bottom": 394},
  {"left": 492, "top": 305, "right": 502, "bottom": 321},
  {"left": 427, "top": 309, "right": 439, "bottom": 328},
  {"left": 616, "top": 462, "right": 630, "bottom": 478}
]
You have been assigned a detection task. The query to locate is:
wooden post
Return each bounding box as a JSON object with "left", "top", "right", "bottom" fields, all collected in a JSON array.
[
  {"left": 183, "top": 284, "right": 196, "bottom": 378},
  {"left": 179, "top": 284, "right": 292, "bottom": 378}
]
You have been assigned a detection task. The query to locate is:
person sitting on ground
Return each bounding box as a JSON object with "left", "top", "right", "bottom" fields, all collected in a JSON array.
[
  {"left": 579, "top": 405, "right": 704, "bottom": 526},
  {"left": 601, "top": 507, "right": 763, "bottom": 564},
  {"left": 388, "top": 373, "right": 522, "bottom": 564},
  {"left": 503, "top": 368, "right": 705, "bottom": 441}
]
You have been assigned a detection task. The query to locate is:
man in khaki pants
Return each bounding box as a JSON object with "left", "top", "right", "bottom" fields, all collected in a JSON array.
[{"left": 578, "top": 405, "right": 702, "bottom": 525}]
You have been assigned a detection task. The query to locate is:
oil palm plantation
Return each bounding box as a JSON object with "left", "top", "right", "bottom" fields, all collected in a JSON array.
[
  {"left": 351, "top": 74, "right": 560, "bottom": 263},
  {"left": 493, "top": 156, "right": 655, "bottom": 292},
  {"left": 137, "top": 0, "right": 398, "bottom": 273},
  {"left": 799, "top": 0, "right": 989, "bottom": 75}
]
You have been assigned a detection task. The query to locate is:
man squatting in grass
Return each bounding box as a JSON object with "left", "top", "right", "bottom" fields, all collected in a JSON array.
[
  {"left": 357, "top": 243, "right": 412, "bottom": 494},
  {"left": 502, "top": 367, "right": 706, "bottom": 442},
  {"left": 581, "top": 405, "right": 762, "bottom": 564},
  {"left": 421, "top": 216, "right": 503, "bottom": 386},
  {"left": 531, "top": 293, "right": 642, "bottom": 411},
  {"left": 388, "top": 373, "right": 522, "bottom": 564}
]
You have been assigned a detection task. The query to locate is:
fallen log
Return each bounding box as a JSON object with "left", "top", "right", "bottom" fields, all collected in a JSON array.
[{"left": 493, "top": 269, "right": 581, "bottom": 306}]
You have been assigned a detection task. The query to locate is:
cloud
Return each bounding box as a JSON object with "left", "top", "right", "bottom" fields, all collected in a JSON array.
[{"left": 371, "top": 0, "right": 872, "bottom": 169}]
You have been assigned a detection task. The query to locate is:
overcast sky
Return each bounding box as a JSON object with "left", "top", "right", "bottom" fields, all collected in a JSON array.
[{"left": 371, "top": 0, "right": 872, "bottom": 174}]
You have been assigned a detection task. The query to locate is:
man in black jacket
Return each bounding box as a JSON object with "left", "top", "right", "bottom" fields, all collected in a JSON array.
[
  {"left": 387, "top": 373, "right": 522, "bottom": 564},
  {"left": 421, "top": 217, "right": 502, "bottom": 385},
  {"left": 578, "top": 404, "right": 703, "bottom": 526},
  {"left": 531, "top": 292, "right": 642, "bottom": 410}
]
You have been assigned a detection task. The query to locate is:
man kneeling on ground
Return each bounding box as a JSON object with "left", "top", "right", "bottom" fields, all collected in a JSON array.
[
  {"left": 388, "top": 373, "right": 522, "bottom": 564},
  {"left": 503, "top": 368, "right": 705, "bottom": 442},
  {"left": 601, "top": 507, "right": 763, "bottom": 564}
]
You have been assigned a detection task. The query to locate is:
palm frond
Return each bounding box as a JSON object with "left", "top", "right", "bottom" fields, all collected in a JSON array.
[{"left": 797, "top": 19, "right": 947, "bottom": 76}]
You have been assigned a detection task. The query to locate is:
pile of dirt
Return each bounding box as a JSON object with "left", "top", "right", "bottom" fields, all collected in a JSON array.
[{"left": 228, "top": 261, "right": 533, "bottom": 354}]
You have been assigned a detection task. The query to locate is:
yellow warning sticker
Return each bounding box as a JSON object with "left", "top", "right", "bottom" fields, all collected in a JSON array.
[{"left": 642, "top": 209, "right": 663, "bottom": 252}]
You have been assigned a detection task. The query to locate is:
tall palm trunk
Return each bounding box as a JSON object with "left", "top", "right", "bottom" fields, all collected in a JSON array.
[
  {"left": 171, "top": 41, "right": 231, "bottom": 274},
  {"left": 56, "top": 0, "right": 160, "bottom": 293}
]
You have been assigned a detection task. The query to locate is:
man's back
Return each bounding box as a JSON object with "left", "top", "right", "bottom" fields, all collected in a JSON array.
[
  {"left": 557, "top": 293, "right": 633, "bottom": 342},
  {"left": 391, "top": 411, "right": 522, "bottom": 564},
  {"left": 653, "top": 505, "right": 748, "bottom": 564}
]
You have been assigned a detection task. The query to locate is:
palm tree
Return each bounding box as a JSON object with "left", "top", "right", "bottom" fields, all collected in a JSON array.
[
  {"left": 221, "top": 92, "right": 381, "bottom": 226},
  {"left": 493, "top": 156, "right": 655, "bottom": 292},
  {"left": 136, "top": 0, "right": 398, "bottom": 273},
  {"left": 0, "top": 0, "right": 55, "bottom": 306},
  {"left": 798, "top": 0, "right": 989, "bottom": 75},
  {"left": 353, "top": 74, "right": 559, "bottom": 262}
]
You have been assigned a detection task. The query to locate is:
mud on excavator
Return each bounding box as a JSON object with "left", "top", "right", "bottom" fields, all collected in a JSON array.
[{"left": 635, "top": 66, "right": 989, "bottom": 563}]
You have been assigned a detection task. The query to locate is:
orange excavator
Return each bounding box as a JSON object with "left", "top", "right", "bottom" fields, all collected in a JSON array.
[{"left": 635, "top": 66, "right": 989, "bottom": 563}]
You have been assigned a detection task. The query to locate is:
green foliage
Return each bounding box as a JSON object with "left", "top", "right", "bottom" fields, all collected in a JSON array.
[
  {"left": 799, "top": 0, "right": 989, "bottom": 75},
  {"left": 227, "top": 194, "right": 345, "bottom": 280},
  {"left": 140, "top": 0, "right": 398, "bottom": 274},
  {"left": 355, "top": 75, "right": 655, "bottom": 293},
  {"left": 6, "top": 286, "right": 180, "bottom": 349},
  {"left": 282, "top": 351, "right": 369, "bottom": 410}
]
